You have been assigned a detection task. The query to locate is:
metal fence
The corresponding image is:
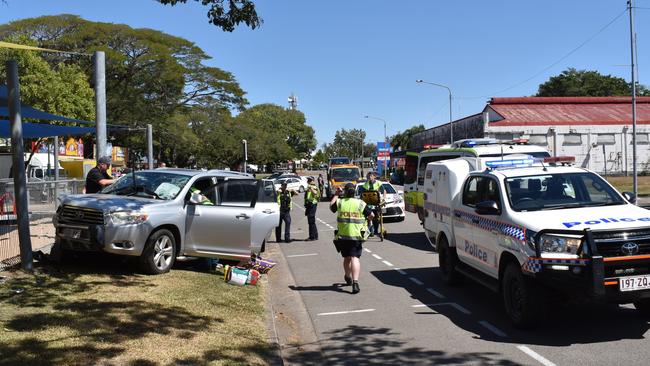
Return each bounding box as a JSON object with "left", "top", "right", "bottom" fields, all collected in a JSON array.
[{"left": 0, "top": 179, "right": 85, "bottom": 269}]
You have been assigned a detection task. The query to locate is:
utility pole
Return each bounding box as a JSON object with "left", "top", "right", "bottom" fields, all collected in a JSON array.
[
  {"left": 6, "top": 60, "right": 33, "bottom": 271},
  {"left": 242, "top": 139, "right": 248, "bottom": 173},
  {"left": 628, "top": 0, "right": 639, "bottom": 198},
  {"left": 147, "top": 124, "right": 153, "bottom": 169},
  {"left": 94, "top": 51, "right": 107, "bottom": 160}
]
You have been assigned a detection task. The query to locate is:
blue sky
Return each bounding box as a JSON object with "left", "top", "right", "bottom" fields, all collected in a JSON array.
[{"left": 1, "top": 0, "right": 649, "bottom": 148}]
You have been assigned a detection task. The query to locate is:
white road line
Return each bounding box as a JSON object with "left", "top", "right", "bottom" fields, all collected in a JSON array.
[
  {"left": 411, "top": 302, "right": 471, "bottom": 315},
  {"left": 478, "top": 320, "right": 507, "bottom": 337},
  {"left": 409, "top": 277, "right": 424, "bottom": 286},
  {"left": 426, "top": 288, "right": 445, "bottom": 299},
  {"left": 372, "top": 254, "right": 382, "bottom": 260},
  {"left": 382, "top": 260, "right": 394, "bottom": 267},
  {"left": 317, "top": 308, "right": 376, "bottom": 316},
  {"left": 286, "top": 253, "right": 319, "bottom": 258},
  {"left": 364, "top": 248, "right": 372, "bottom": 253},
  {"left": 394, "top": 268, "right": 407, "bottom": 275},
  {"left": 517, "top": 346, "right": 556, "bottom": 366}
]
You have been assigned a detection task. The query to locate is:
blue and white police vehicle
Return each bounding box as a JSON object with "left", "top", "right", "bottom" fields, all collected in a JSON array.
[{"left": 423, "top": 154, "right": 650, "bottom": 328}]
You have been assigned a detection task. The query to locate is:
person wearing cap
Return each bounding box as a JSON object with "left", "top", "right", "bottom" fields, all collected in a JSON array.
[
  {"left": 304, "top": 176, "right": 320, "bottom": 241},
  {"left": 330, "top": 182, "right": 374, "bottom": 294},
  {"left": 85, "top": 156, "right": 115, "bottom": 194},
  {"left": 276, "top": 182, "right": 295, "bottom": 243},
  {"left": 359, "top": 171, "right": 386, "bottom": 236}
]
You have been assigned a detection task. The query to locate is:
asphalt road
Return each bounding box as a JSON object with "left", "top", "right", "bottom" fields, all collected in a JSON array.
[{"left": 276, "top": 194, "right": 650, "bottom": 366}]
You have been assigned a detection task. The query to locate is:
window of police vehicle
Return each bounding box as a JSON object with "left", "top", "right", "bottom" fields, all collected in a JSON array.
[{"left": 505, "top": 172, "right": 625, "bottom": 212}]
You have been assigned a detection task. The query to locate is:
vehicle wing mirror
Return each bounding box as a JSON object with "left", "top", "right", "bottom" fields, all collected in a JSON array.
[
  {"left": 475, "top": 200, "right": 500, "bottom": 215},
  {"left": 398, "top": 190, "right": 404, "bottom": 196},
  {"left": 622, "top": 191, "right": 637, "bottom": 204}
]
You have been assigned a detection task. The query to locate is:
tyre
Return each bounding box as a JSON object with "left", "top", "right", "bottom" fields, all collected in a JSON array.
[
  {"left": 634, "top": 298, "right": 650, "bottom": 317},
  {"left": 438, "top": 236, "right": 462, "bottom": 285},
  {"left": 140, "top": 229, "right": 177, "bottom": 275},
  {"left": 501, "top": 262, "right": 545, "bottom": 328}
]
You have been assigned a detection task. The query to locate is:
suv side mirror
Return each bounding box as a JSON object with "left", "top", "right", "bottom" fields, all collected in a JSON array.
[
  {"left": 622, "top": 191, "right": 637, "bottom": 204},
  {"left": 475, "top": 200, "right": 500, "bottom": 215}
]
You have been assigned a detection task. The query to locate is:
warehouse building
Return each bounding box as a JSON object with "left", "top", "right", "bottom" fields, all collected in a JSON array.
[{"left": 410, "top": 96, "right": 650, "bottom": 174}]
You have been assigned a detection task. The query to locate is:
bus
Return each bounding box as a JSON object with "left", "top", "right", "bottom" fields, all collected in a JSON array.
[{"left": 404, "top": 139, "right": 550, "bottom": 221}]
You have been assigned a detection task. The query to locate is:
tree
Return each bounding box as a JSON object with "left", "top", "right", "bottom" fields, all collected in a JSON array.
[
  {"left": 0, "top": 15, "right": 248, "bottom": 164},
  {"left": 536, "top": 68, "right": 650, "bottom": 97},
  {"left": 389, "top": 124, "right": 425, "bottom": 152},
  {"left": 0, "top": 36, "right": 95, "bottom": 121},
  {"left": 157, "top": 0, "right": 262, "bottom": 32},
  {"left": 312, "top": 149, "right": 327, "bottom": 165},
  {"left": 322, "top": 128, "right": 367, "bottom": 160}
]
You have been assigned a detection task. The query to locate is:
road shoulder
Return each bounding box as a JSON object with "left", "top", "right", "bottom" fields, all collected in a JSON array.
[{"left": 265, "top": 241, "right": 326, "bottom": 365}]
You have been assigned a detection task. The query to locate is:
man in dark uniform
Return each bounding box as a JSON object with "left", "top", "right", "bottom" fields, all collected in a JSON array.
[
  {"left": 304, "top": 176, "right": 320, "bottom": 241},
  {"left": 276, "top": 182, "right": 295, "bottom": 243},
  {"left": 85, "top": 156, "right": 115, "bottom": 193}
]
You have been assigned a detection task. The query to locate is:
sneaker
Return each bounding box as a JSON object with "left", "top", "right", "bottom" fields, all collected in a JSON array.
[
  {"left": 352, "top": 282, "right": 360, "bottom": 294},
  {"left": 285, "top": 239, "right": 292, "bottom": 243},
  {"left": 344, "top": 275, "right": 352, "bottom": 286}
]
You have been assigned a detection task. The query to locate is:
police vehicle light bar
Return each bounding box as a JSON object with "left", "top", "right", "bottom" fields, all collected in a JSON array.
[
  {"left": 485, "top": 158, "right": 536, "bottom": 169},
  {"left": 543, "top": 156, "right": 576, "bottom": 164}
]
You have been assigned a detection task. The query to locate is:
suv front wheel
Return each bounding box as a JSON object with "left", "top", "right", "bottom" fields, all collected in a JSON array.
[
  {"left": 140, "top": 229, "right": 177, "bottom": 275},
  {"left": 502, "top": 262, "right": 545, "bottom": 328}
]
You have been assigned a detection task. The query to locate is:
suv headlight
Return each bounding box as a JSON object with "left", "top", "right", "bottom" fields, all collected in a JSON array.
[
  {"left": 539, "top": 234, "right": 582, "bottom": 255},
  {"left": 393, "top": 194, "right": 403, "bottom": 204},
  {"left": 110, "top": 211, "right": 149, "bottom": 225}
]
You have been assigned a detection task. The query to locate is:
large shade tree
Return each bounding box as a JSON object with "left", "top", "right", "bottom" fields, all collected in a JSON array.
[
  {"left": 537, "top": 68, "right": 650, "bottom": 97},
  {"left": 157, "top": 0, "right": 262, "bottom": 31}
]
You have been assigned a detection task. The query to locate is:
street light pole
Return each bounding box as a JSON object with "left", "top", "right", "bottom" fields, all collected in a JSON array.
[
  {"left": 416, "top": 79, "right": 453, "bottom": 143},
  {"left": 364, "top": 115, "right": 389, "bottom": 179}
]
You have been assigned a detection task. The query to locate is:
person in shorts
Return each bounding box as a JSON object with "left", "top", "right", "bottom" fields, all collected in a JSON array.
[{"left": 330, "top": 183, "right": 374, "bottom": 294}]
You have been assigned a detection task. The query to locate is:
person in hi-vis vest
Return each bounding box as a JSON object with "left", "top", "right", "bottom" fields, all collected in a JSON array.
[{"left": 330, "top": 183, "right": 374, "bottom": 294}]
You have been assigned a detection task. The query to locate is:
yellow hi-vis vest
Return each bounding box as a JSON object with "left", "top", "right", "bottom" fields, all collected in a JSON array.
[
  {"left": 336, "top": 198, "right": 367, "bottom": 241},
  {"left": 363, "top": 180, "right": 381, "bottom": 191},
  {"left": 305, "top": 184, "right": 320, "bottom": 204}
]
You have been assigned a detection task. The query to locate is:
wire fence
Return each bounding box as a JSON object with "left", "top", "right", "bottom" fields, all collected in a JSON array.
[{"left": 0, "top": 179, "right": 85, "bottom": 270}]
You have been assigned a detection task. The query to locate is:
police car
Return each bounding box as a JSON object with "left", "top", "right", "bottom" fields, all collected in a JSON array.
[{"left": 423, "top": 155, "right": 650, "bottom": 328}]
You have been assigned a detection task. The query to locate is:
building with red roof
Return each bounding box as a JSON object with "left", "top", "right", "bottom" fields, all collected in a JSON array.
[{"left": 411, "top": 96, "right": 650, "bottom": 174}]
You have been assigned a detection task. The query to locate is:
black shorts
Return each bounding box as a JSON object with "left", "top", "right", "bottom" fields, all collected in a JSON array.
[{"left": 334, "top": 239, "right": 363, "bottom": 258}]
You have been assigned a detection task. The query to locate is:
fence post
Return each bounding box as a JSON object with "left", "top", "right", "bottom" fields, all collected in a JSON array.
[{"left": 6, "top": 60, "right": 33, "bottom": 272}]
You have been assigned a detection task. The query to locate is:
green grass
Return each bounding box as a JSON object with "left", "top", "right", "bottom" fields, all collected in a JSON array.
[
  {"left": 606, "top": 176, "right": 650, "bottom": 196},
  {"left": 0, "top": 257, "right": 273, "bottom": 366}
]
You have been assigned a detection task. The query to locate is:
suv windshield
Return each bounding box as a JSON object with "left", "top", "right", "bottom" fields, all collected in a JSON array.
[
  {"left": 331, "top": 168, "right": 360, "bottom": 181},
  {"left": 505, "top": 172, "right": 625, "bottom": 211},
  {"left": 102, "top": 172, "right": 191, "bottom": 200}
]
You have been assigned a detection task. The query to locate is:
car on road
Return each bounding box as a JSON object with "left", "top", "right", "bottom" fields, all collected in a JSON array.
[
  {"left": 53, "top": 169, "right": 279, "bottom": 274},
  {"left": 355, "top": 181, "right": 405, "bottom": 221},
  {"left": 274, "top": 176, "right": 308, "bottom": 193}
]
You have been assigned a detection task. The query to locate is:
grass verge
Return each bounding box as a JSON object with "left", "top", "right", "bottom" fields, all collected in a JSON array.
[
  {"left": 606, "top": 176, "right": 650, "bottom": 196},
  {"left": 0, "top": 256, "right": 273, "bottom": 366}
]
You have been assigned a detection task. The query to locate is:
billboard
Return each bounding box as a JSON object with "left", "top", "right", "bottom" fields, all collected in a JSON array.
[{"left": 376, "top": 142, "right": 391, "bottom": 176}]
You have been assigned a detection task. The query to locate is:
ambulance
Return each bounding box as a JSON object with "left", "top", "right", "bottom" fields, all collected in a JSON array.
[
  {"left": 423, "top": 154, "right": 650, "bottom": 328},
  {"left": 404, "top": 139, "right": 550, "bottom": 222}
]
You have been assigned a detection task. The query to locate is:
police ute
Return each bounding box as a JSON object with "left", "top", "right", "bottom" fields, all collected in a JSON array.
[{"left": 423, "top": 155, "right": 650, "bottom": 328}]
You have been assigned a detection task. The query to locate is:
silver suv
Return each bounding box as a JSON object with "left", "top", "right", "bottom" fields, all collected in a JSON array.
[{"left": 53, "top": 169, "right": 279, "bottom": 274}]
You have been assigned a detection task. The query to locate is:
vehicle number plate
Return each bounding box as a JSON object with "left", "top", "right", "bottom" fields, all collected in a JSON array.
[
  {"left": 619, "top": 275, "right": 650, "bottom": 292},
  {"left": 62, "top": 228, "right": 82, "bottom": 239}
]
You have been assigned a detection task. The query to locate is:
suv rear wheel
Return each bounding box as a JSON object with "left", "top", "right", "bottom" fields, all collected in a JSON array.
[
  {"left": 438, "top": 236, "right": 462, "bottom": 285},
  {"left": 140, "top": 229, "right": 176, "bottom": 275},
  {"left": 502, "top": 262, "right": 545, "bottom": 328}
]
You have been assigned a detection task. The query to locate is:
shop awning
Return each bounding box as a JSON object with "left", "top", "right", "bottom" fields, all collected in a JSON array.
[
  {"left": 0, "top": 120, "right": 95, "bottom": 138},
  {"left": 0, "top": 85, "right": 95, "bottom": 125}
]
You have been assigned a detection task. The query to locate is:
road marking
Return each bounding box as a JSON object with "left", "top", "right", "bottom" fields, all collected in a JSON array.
[
  {"left": 394, "top": 268, "right": 407, "bottom": 275},
  {"left": 478, "top": 320, "right": 507, "bottom": 337},
  {"left": 372, "top": 254, "right": 382, "bottom": 260},
  {"left": 364, "top": 248, "right": 372, "bottom": 253},
  {"left": 317, "top": 308, "right": 376, "bottom": 316},
  {"left": 517, "top": 346, "right": 556, "bottom": 366},
  {"left": 382, "top": 260, "right": 393, "bottom": 267},
  {"left": 426, "top": 288, "right": 445, "bottom": 299},
  {"left": 411, "top": 302, "right": 471, "bottom": 315},
  {"left": 409, "top": 277, "right": 424, "bottom": 286},
  {"left": 286, "top": 253, "right": 319, "bottom": 258}
]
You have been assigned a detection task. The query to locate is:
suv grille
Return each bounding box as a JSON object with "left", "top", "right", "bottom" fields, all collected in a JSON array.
[
  {"left": 58, "top": 205, "right": 105, "bottom": 225},
  {"left": 592, "top": 229, "right": 650, "bottom": 257}
]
